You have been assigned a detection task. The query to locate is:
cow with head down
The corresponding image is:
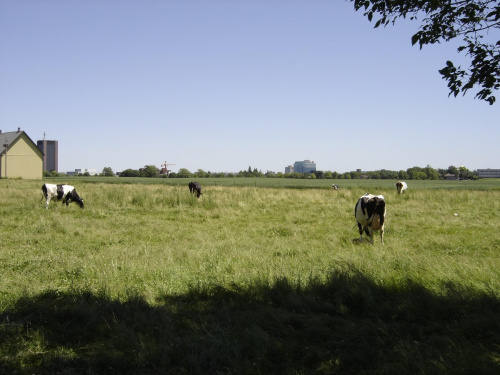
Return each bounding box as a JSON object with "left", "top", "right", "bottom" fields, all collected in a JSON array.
[
  {"left": 396, "top": 181, "right": 408, "bottom": 194},
  {"left": 188, "top": 181, "right": 202, "bottom": 198},
  {"left": 41, "top": 183, "right": 84, "bottom": 209},
  {"left": 354, "top": 193, "right": 386, "bottom": 244}
]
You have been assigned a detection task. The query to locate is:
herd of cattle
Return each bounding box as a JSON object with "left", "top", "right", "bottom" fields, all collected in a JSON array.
[{"left": 41, "top": 180, "right": 408, "bottom": 245}]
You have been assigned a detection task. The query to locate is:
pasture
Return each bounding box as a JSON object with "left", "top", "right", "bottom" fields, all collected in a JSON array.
[{"left": 1, "top": 179, "right": 499, "bottom": 374}]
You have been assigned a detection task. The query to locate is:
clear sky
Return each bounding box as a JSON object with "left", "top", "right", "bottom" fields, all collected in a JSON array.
[{"left": 1, "top": 0, "right": 498, "bottom": 174}]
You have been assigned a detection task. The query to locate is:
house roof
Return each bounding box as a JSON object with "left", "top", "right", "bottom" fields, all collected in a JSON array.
[{"left": 0, "top": 129, "right": 44, "bottom": 156}]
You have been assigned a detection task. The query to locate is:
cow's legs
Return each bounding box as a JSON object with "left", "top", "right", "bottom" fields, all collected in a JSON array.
[
  {"left": 357, "top": 223, "right": 364, "bottom": 241},
  {"left": 365, "top": 227, "right": 374, "bottom": 244},
  {"left": 45, "top": 197, "right": 51, "bottom": 209}
]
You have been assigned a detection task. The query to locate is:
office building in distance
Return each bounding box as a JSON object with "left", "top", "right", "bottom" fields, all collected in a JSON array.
[
  {"left": 293, "top": 160, "right": 316, "bottom": 174},
  {"left": 477, "top": 169, "right": 500, "bottom": 178},
  {"left": 37, "top": 138, "right": 58, "bottom": 172}
]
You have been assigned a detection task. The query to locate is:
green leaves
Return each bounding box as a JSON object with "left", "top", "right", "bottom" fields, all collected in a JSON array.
[
  {"left": 350, "top": 0, "right": 500, "bottom": 104},
  {"left": 411, "top": 31, "right": 428, "bottom": 48}
]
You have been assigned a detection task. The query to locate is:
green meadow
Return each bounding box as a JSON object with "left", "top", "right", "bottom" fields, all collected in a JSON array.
[{"left": 1, "top": 178, "right": 499, "bottom": 374}]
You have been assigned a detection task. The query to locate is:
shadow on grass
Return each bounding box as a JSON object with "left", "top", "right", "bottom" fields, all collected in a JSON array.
[{"left": 1, "top": 267, "right": 499, "bottom": 374}]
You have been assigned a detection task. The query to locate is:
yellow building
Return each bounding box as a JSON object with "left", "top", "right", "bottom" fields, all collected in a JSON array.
[{"left": 0, "top": 128, "right": 44, "bottom": 179}]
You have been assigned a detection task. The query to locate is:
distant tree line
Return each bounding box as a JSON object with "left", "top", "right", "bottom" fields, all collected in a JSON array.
[
  {"left": 43, "top": 164, "right": 478, "bottom": 180},
  {"left": 114, "top": 164, "right": 479, "bottom": 180},
  {"left": 43, "top": 167, "right": 117, "bottom": 178}
]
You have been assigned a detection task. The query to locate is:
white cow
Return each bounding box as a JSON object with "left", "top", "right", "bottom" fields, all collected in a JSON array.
[
  {"left": 396, "top": 181, "right": 408, "bottom": 194},
  {"left": 354, "top": 193, "right": 386, "bottom": 244},
  {"left": 41, "top": 183, "right": 84, "bottom": 209}
]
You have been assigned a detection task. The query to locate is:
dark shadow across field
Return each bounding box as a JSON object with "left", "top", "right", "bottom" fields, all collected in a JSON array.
[{"left": 1, "top": 267, "right": 499, "bottom": 374}]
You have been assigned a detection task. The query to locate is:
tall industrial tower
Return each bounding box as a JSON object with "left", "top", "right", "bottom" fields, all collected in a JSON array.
[{"left": 37, "top": 134, "right": 58, "bottom": 172}]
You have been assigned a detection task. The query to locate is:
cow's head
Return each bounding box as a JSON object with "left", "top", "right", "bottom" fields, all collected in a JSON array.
[
  {"left": 70, "top": 189, "right": 84, "bottom": 208},
  {"left": 76, "top": 198, "right": 84, "bottom": 209}
]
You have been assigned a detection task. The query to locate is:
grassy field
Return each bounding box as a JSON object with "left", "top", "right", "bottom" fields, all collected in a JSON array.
[
  {"left": 44, "top": 175, "right": 500, "bottom": 190},
  {"left": 1, "top": 179, "right": 499, "bottom": 374}
]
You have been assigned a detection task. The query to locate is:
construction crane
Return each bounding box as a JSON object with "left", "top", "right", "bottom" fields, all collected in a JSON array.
[{"left": 161, "top": 161, "right": 175, "bottom": 175}]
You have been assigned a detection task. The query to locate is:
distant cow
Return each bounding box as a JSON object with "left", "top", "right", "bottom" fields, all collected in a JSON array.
[
  {"left": 332, "top": 184, "right": 339, "bottom": 190},
  {"left": 41, "top": 183, "right": 84, "bottom": 209},
  {"left": 396, "top": 181, "right": 408, "bottom": 194},
  {"left": 188, "top": 181, "right": 202, "bottom": 198},
  {"left": 354, "top": 193, "right": 386, "bottom": 244}
]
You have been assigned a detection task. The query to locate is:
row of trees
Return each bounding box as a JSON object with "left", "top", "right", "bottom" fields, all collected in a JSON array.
[
  {"left": 44, "top": 164, "right": 478, "bottom": 180},
  {"left": 312, "top": 165, "right": 477, "bottom": 180},
  {"left": 240, "top": 165, "right": 476, "bottom": 180},
  {"left": 112, "top": 165, "right": 478, "bottom": 180},
  {"left": 43, "top": 167, "right": 117, "bottom": 178}
]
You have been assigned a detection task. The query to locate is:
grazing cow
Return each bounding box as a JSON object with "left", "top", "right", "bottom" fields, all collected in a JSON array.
[
  {"left": 354, "top": 193, "right": 386, "bottom": 244},
  {"left": 332, "top": 184, "right": 339, "bottom": 190},
  {"left": 396, "top": 181, "right": 408, "bottom": 194},
  {"left": 41, "top": 183, "right": 84, "bottom": 209},
  {"left": 188, "top": 181, "right": 202, "bottom": 198}
]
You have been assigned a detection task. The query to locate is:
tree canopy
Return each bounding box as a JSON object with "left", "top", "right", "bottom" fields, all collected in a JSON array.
[
  {"left": 140, "top": 165, "right": 159, "bottom": 178},
  {"left": 351, "top": 0, "right": 500, "bottom": 104},
  {"left": 101, "top": 167, "right": 115, "bottom": 177}
]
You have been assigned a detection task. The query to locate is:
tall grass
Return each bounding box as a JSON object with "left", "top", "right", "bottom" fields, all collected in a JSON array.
[
  {"left": 45, "top": 175, "right": 500, "bottom": 190},
  {"left": 1, "top": 179, "right": 499, "bottom": 373}
]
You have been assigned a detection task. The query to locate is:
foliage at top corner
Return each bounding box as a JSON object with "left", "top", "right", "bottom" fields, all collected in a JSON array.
[{"left": 351, "top": 0, "right": 500, "bottom": 104}]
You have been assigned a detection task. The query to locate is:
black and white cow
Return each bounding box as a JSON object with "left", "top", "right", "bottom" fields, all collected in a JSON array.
[
  {"left": 354, "top": 193, "right": 386, "bottom": 244},
  {"left": 41, "top": 183, "right": 84, "bottom": 209},
  {"left": 396, "top": 181, "right": 408, "bottom": 194},
  {"left": 188, "top": 181, "right": 202, "bottom": 198},
  {"left": 332, "top": 184, "right": 339, "bottom": 190}
]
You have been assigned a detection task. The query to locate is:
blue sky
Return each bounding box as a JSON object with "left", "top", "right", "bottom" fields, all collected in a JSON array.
[{"left": 1, "top": 0, "right": 498, "bottom": 174}]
